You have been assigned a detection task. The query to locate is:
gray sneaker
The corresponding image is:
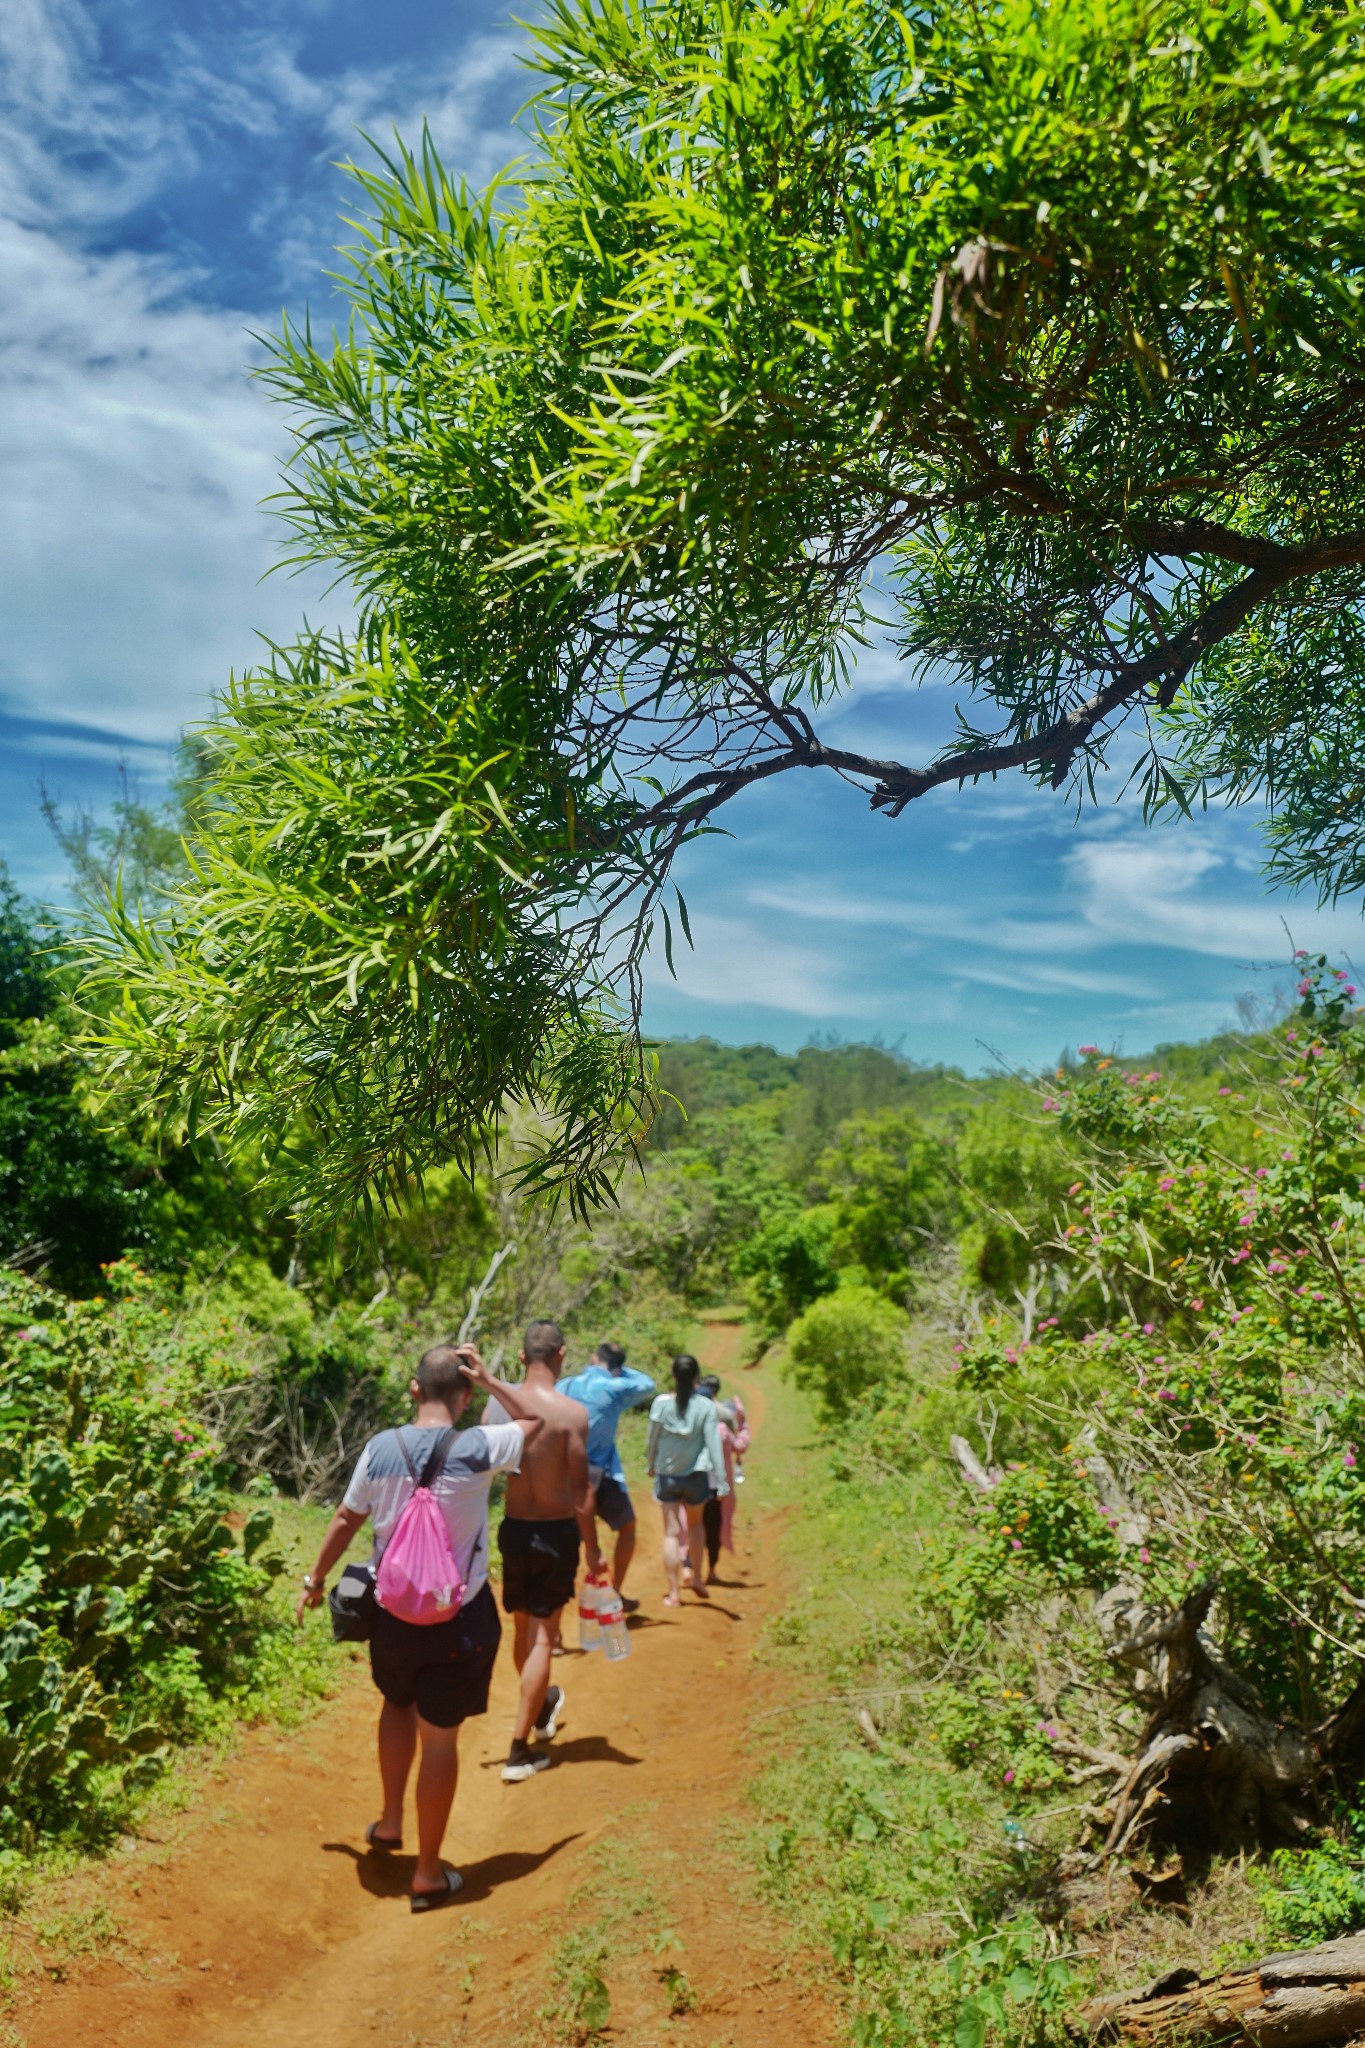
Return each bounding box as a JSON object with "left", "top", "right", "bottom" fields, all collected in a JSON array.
[{"left": 533, "top": 1685, "right": 565, "bottom": 1741}]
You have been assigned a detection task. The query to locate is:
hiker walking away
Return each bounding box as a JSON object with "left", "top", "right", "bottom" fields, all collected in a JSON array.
[
  {"left": 296, "top": 1343, "right": 541, "bottom": 1912},
  {"left": 698, "top": 1375, "right": 751, "bottom": 1585},
  {"left": 647, "top": 1355, "right": 728, "bottom": 1608},
  {"left": 486, "top": 1318, "right": 598, "bottom": 1783},
  {"left": 560, "top": 1340, "right": 656, "bottom": 1610}
]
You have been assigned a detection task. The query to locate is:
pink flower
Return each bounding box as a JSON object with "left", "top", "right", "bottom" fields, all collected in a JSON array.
[
  {"left": 1142, "top": 1322, "right": 1155, "bottom": 1335},
  {"left": 1298, "top": 979, "right": 1313, "bottom": 996},
  {"left": 1139, "top": 1547, "right": 1151, "bottom": 1562},
  {"left": 1003, "top": 1770, "right": 1015, "bottom": 1784},
  {"left": 1347, "top": 1450, "right": 1358, "bottom": 1470},
  {"left": 1079, "top": 1044, "right": 1099, "bottom": 1056},
  {"left": 1255, "top": 1167, "right": 1270, "bottom": 1179},
  {"left": 1191, "top": 1298, "right": 1204, "bottom": 1311},
  {"left": 1218, "top": 1087, "right": 1232, "bottom": 1097},
  {"left": 1069, "top": 1182, "right": 1083, "bottom": 1195},
  {"left": 1159, "top": 1176, "right": 1175, "bottom": 1190},
  {"left": 1011, "top": 1539, "right": 1023, "bottom": 1551}
]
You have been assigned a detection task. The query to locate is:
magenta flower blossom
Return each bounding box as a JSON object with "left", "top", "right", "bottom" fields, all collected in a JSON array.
[
  {"left": 1218, "top": 1086, "right": 1232, "bottom": 1096},
  {"left": 1142, "top": 1322, "right": 1155, "bottom": 1335},
  {"left": 1003, "top": 1769, "right": 1015, "bottom": 1784}
]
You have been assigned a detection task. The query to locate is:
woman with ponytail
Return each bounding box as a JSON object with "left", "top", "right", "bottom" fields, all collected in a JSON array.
[{"left": 646, "top": 1355, "right": 729, "bottom": 1606}]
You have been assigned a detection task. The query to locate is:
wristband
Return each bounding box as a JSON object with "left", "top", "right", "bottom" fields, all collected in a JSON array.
[{"left": 302, "top": 1573, "right": 324, "bottom": 1591}]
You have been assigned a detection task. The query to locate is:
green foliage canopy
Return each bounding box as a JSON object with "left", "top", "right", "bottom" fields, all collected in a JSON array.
[{"left": 83, "top": 0, "right": 1365, "bottom": 1220}]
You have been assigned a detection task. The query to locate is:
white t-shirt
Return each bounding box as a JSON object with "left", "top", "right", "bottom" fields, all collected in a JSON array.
[{"left": 341, "top": 1421, "right": 524, "bottom": 1602}]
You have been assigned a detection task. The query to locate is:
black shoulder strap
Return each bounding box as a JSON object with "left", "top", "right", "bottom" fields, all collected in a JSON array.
[{"left": 418, "top": 1425, "right": 457, "bottom": 1491}]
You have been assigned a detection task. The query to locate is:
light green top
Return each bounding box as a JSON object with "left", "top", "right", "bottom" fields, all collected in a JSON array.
[{"left": 646, "top": 1393, "right": 729, "bottom": 1494}]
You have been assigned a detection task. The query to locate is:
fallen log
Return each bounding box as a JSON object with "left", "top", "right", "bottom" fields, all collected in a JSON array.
[{"left": 1083, "top": 1931, "right": 1365, "bottom": 2046}]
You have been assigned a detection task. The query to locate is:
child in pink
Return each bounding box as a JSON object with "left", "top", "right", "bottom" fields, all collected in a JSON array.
[{"left": 698, "top": 1378, "right": 751, "bottom": 1581}]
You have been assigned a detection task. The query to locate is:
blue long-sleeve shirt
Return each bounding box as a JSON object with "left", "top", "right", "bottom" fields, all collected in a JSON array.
[{"left": 559, "top": 1363, "right": 657, "bottom": 1485}]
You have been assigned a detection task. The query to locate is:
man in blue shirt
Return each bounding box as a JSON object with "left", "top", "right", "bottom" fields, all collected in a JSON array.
[{"left": 560, "top": 1340, "right": 656, "bottom": 1609}]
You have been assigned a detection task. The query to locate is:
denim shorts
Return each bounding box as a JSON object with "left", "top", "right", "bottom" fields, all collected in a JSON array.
[{"left": 654, "top": 1470, "right": 712, "bottom": 1507}]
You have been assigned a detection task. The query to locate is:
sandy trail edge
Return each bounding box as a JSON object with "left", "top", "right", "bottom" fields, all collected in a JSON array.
[{"left": 12, "top": 1326, "right": 837, "bottom": 2048}]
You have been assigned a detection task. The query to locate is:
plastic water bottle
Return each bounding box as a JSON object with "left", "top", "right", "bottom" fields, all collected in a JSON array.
[
  {"left": 598, "top": 1581, "right": 631, "bottom": 1662},
  {"left": 577, "top": 1573, "right": 603, "bottom": 1652}
]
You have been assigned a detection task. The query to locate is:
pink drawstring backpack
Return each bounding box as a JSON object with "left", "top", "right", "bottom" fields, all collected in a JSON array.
[{"left": 375, "top": 1427, "right": 467, "bottom": 1626}]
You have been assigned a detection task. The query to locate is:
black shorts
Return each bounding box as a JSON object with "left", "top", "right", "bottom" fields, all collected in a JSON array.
[
  {"left": 368, "top": 1581, "right": 501, "bottom": 1728},
  {"left": 498, "top": 1516, "right": 580, "bottom": 1617},
  {"left": 593, "top": 1473, "right": 636, "bottom": 1532}
]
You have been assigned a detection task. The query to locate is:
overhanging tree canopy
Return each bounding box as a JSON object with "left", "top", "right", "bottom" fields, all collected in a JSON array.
[{"left": 87, "top": 0, "right": 1365, "bottom": 1220}]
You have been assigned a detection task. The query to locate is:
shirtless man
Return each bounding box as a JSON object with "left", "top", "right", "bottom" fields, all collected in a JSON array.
[{"left": 493, "top": 1318, "right": 599, "bottom": 1783}]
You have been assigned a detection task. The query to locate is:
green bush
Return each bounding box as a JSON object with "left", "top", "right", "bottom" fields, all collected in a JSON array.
[
  {"left": 0, "top": 1267, "right": 281, "bottom": 1845},
  {"left": 1254, "top": 1837, "right": 1365, "bottom": 1946},
  {"left": 785, "top": 1282, "right": 910, "bottom": 1421}
]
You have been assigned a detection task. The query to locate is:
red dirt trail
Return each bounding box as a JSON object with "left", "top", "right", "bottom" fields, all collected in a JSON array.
[{"left": 12, "top": 1324, "right": 837, "bottom": 2048}]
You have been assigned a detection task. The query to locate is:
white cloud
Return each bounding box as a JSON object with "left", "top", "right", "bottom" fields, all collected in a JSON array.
[
  {"left": 1065, "top": 832, "right": 1363, "bottom": 962},
  {"left": 0, "top": 3, "right": 531, "bottom": 753},
  {"left": 661, "top": 912, "right": 861, "bottom": 1019},
  {"left": 0, "top": 212, "right": 336, "bottom": 742}
]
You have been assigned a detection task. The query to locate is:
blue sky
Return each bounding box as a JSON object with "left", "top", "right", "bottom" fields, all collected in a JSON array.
[{"left": 3, "top": 0, "right": 1361, "bottom": 1071}]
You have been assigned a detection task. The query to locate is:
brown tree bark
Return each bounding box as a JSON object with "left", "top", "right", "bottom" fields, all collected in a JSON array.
[{"left": 1083, "top": 1932, "right": 1365, "bottom": 2046}]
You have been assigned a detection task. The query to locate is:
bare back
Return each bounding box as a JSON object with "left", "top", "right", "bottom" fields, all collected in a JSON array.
[{"left": 501, "top": 1376, "right": 591, "bottom": 1523}]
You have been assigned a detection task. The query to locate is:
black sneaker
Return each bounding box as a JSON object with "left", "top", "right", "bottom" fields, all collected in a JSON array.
[
  {"left": 533, "top": 1685, "right": 565, "bottom": 1741},
  {"left": 502, "top": 1740, "right": 552, "bottom": 1784}
]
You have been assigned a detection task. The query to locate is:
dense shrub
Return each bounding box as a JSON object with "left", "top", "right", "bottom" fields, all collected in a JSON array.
[
  {"left": 785, "top": 1283, "right": 911, "bottom": 1421},
  {"left": 0, "top": 1268, "right": 281, "bottom": 1845}
]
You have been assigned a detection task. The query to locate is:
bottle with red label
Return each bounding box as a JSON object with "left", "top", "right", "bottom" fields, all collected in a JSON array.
[
  {"left": 577, "top": 1570, "right": 603, "bottom": 1652},
  {"left": 597, "top": 1579, "right": 631, "bottom": 1661}
]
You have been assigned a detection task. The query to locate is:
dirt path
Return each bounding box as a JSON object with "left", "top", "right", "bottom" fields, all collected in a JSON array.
[{"left": 12, "top": 1328, "right": 837, "bottom": 2048}]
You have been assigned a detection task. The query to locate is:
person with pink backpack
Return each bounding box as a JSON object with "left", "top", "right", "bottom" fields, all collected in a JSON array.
[{"left": 297, "top": 1342, "right": 542, "bottom": 1912}]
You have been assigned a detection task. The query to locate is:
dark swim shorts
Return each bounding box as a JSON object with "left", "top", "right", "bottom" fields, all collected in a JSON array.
[
  {"left": 593, "top": 1472, "right": 636, "bottom": 1532},
  {"left": 498, "top": 1515, "right": 581, "bottom": 1617},
  {"left": 368, "top": 1580, "right": 501, "bottom": 1728}
]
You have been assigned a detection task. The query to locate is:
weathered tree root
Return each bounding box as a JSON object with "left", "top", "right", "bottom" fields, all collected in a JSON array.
[
  {"left": 949, "top": 1431, "right": 1365, "bottom": 1856},
  {"left": 1096, "top": 1578, "right": 1316, "bottom": 1856},
  {"left": 1083, "top": 1931, "right": 1365, "bottom": 2045}
]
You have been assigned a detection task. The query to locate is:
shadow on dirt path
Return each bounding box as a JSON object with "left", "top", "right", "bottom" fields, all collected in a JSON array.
[{"left": 12, "top": 1319, "right": 836, "bottom": 2048}]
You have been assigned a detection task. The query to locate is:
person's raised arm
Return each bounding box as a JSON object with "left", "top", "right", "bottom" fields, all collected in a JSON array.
[
  {"left": 620, "top": 1365, "right": 657, "bottom": 1409},
  {"left": 455, "top": 1345, "right": 544, "bottom": 1442}
]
